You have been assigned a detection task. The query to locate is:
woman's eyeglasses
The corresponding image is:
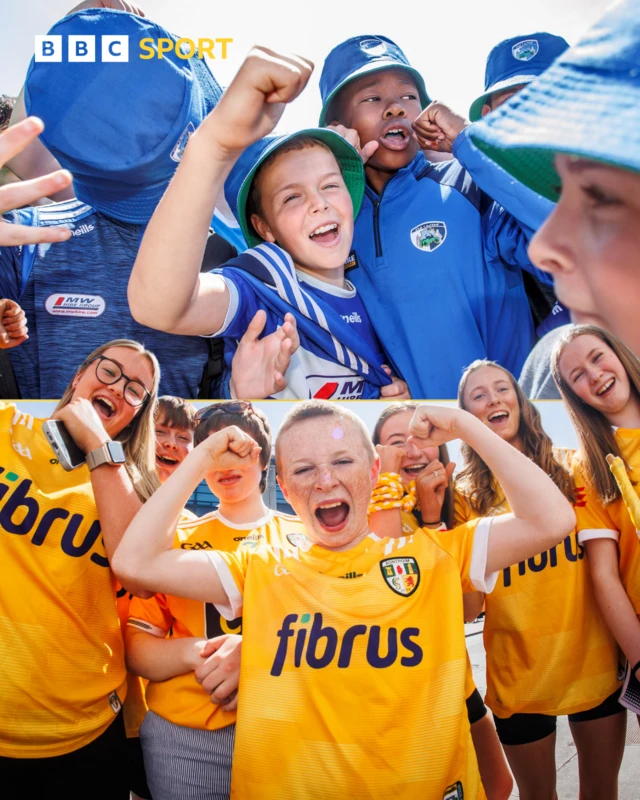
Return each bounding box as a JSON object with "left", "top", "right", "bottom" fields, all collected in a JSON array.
[{"left": 88, "top": 356, "right": 150, "bottom": 408}]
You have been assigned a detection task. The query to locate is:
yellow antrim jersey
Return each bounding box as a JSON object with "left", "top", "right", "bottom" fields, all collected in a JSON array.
[
  {"left": 0, "top": 403, "right": 126, "bottom": 757},
  {"left": 400, "top": 510, "right": 478, "bottom": 702},
  {"left": 454, "top": 449, "right": 620, "bottom": 719},
  {"left": 128, "top": 509, "right": 304, "bottom": 731},
  {"left": 117, "top": 508, "right": 197, "bottom": 739},
  {"left": 207, "top": 519, "right": 495, "bottom": 800},
  {"left": 573, "top": 428, "right": 640, "bottom": 617}
]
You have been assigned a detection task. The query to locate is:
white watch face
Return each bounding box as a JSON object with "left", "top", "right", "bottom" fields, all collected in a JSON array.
[{"left": 106, "top": 441, "right": 126, "bottom": 464}]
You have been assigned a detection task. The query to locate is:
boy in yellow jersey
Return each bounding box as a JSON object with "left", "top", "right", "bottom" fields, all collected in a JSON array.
[
  {"left": 125, "top": 401, "right": 306, "bottom": 800},
  {"left": 114, "top": 400, "right": 575, "bottom": 799}
]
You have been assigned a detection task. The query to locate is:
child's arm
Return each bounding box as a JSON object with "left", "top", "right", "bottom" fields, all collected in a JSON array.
[
  {"left": 128, "top": 47, "right": 313, "bottom": 337},
  {"left": 584, "top": 538, "right": 640, "bottom": 671},
  {"left": 125, "top": 627, "right": 207, "bottom": 682},
  {"left": 409, "top": 406, "right": 576, "bottom": 574},
  {"left": 111, "top": 426, "right": 261, "bottom": 602}
]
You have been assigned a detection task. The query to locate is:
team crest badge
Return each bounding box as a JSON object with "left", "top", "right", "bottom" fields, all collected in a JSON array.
[
  {"left": 380, "top": 557, "right": 420, "bottom": 597},
  {"left": 170, "top": 121, "right": 196, "bottom": 162},
  {"left": 359, "top": 38, "right": 388, "bottom": 57},
  {"left": 512, "top": 39, "right": 539, "bottom": 61},
  {"left": 443, "top": 782, "right": 464, "bottom": 800},
  {"left": 410, "top": 221, "right": 447, "bottom": 252},
  {"left": 286, "top": 533, "right": 310, "bottom": 549},
  {"left": 108, "top": 691, "right": 122, "bottom": 715}
]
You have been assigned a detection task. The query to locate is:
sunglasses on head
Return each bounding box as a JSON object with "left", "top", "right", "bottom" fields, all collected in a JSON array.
[{"left": 195, "top": 401, "right": 254, "bottom": 425}]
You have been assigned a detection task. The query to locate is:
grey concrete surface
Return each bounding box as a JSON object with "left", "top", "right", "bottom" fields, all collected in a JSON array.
[{"left": 465, "top": 620, "right": 640, "bottom": 799}]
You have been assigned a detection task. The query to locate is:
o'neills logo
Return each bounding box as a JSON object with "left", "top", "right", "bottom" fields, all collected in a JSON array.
[
  {"left": 71, "top": 223, "right": 95, "bottom": 237},
  {"left": 45, "top": 293, "right": 106, "bottom": 318}
]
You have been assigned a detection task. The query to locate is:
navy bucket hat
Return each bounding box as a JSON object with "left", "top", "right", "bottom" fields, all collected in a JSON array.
[
  {"left": 319, "top": 35, "right": 430, "bottom": 127},
  {"left": 469, "top": 0, "right": 640, "bottom": 201},
  {"left": 469, "top": 32, "right": 569, "bottom": 121},
  {"left": 25, "top": 9, "right": 223, "bottom": 223},
  {"left": 224, "top": 128, "right": 365, "bottom": 249}
]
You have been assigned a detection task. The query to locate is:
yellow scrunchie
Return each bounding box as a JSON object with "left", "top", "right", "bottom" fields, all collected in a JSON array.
[{"left": 368, "top": 473, "right": 417, "bottom": 515}]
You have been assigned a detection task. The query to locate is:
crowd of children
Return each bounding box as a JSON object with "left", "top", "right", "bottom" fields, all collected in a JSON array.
[{"left": 2, "top": 0, "right": 640, "bottom": 797}]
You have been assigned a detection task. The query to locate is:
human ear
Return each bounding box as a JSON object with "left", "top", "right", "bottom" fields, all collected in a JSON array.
[{"left": 251, "top": 213, "right": 276, "bottom": 243}]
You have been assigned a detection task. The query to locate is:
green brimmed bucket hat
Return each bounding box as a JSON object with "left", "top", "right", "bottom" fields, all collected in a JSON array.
[
  {"left": 469, "top": 0, "right": 640, "bottom": 201},
  {"left": 224, "top": 128, "right": 365, "bottom": 248}
]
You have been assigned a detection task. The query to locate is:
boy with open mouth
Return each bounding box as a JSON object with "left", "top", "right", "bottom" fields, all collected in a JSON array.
[
  {"left": 319, "top": 35, "right": 561, "bottom": 398},
  {"left": 128, "top": 46, "right": 407, "bottom": 402}
]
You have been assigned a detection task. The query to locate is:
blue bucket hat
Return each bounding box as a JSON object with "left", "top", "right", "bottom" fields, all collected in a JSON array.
[
  {"left": 224, "top": 128, "right": 365, "bottom": 249},
  {"left": 25, "top": 9, "right": 222, "bottom": 224},
  {"left": 469, "top": 32, "right": 569, "bottom": 121},
  {"left": 469, "top": 0, "right": 640, "bottom": 201},
  {"left": 319, "top": 35, "right": 430, "bottom": 127}
]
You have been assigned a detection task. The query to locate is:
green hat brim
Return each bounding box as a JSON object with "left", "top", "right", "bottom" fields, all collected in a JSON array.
[
  {"left": 469, "top": 74, "right": 539, "bottom": 122},
  {"left": 237, "top": 128, "right": 366, "bottom": 249}
]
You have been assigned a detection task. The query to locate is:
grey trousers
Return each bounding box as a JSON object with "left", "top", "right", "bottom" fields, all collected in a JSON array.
[{"left": 139, "top": 711, "right": 235, "bottom": 800}]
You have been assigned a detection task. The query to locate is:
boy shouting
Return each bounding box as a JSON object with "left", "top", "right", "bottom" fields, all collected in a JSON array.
[{"left": 129, "top": 48, "right": 406, "bottom": 401}]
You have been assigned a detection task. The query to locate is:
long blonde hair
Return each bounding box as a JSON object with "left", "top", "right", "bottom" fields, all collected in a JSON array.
[
  {"left": 55, "top": 339, "right": 160, "bottom": 501},
  {"left": 551, "top": 324, "right": 640, "bottom": 505},
  {"left": 372, "top": 401, "right": 454, "bottom": 530},
  {"left": 457, "top": 360, "right": 575, "bottom": 515}
]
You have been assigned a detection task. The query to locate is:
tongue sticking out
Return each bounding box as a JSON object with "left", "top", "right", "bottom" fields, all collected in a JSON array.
[{"left": 316, "top": 502, "right": 349, "bottom": 529}]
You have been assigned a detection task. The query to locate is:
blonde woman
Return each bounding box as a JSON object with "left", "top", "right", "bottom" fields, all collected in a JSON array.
[
  {"left": 456, "top": 360, "right": 624, "bottom": 800},
  {"left": 552, "top": 323, "right": 640, "bottom": 728},
  {"left": 0, "top": 339, "right": 159, "bottom": 799}
]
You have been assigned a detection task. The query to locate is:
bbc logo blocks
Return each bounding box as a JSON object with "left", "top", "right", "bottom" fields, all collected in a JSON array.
[{"left": 35, "top": 35, "right": 129, "bottom": 62}]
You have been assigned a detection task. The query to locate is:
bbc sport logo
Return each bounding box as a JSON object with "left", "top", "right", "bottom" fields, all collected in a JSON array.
[{"left": 34, "top": 35, "right": 233, "bottom": 62}]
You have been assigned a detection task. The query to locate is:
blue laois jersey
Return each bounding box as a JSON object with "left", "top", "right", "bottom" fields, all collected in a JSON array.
[
  {"left": 211, "top": 244, "right": 390, "bottom": 400},
  {"left": 350, "top": 129, "right": 556, "bottom": 398},
  {"left": 0, "top": 200, "right": 209, "bottom": 398}
]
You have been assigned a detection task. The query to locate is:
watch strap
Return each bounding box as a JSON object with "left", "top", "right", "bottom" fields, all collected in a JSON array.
[{"left": 86, "top": 441, "right": 125, "bottom": 471}]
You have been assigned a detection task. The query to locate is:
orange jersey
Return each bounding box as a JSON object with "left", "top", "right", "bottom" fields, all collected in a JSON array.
[
  {"left": 117, "top": 508, "right": 196, "bottom": 739},
  {"left": 573, "top": 428, "right": 640, "bottom": 616},
  {"left": 128, "top": 509, "right": 305, "bottom": 731},
  {"left": 454, "top": 449, "right": 620, "bottom": 718},
  {"left": 0, "top": 403, "right": 126, "bottom": 757},
  {"left": 207, "top": 520, "right": 494, "bottom": 799}
]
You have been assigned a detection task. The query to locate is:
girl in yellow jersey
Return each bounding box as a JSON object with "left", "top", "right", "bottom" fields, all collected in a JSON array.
[
  {"left": 126, "top": 401, "right": 305, "bottom": 800},
  {"left": 552, "top": 324, "right": 640, "bottom": 728},
  {"left": 456, "top": 359, "right": 624, "bottom": 800},
  {"left": 0, "top": 339, "right": 159, "bottom": 800},
  {"left": 114, "top": 400, "right": 577, "bottom": 800},
  {"left": 370, "top": 402, "right": 513, "bottom": 800}
]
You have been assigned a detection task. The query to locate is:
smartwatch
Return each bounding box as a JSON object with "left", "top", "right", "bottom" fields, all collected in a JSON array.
[{"left": 85, "top": 440, "right": 126, "bottom": 472}]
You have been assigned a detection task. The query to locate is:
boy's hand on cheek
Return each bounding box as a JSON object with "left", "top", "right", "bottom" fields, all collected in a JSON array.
[
  {"left": 325, "top": 123, "right": 379, "bottom": 164},
  {"left": 201, "top": 46, "right": 314, "bottom": 159},
  {"left": 412, "top": 102, "right": 469, "bottom": 153}
]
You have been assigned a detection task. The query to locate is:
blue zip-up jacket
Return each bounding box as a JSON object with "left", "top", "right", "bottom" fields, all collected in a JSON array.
[{"left": 350, "top": 127, "right": 559, "bottom": 398}]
